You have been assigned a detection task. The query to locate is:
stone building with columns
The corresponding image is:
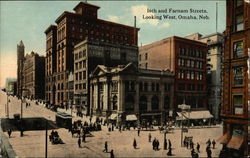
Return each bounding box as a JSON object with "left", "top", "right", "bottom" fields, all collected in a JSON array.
[{"left": 89, "top": 63, "right": 174, "bottom": 125}]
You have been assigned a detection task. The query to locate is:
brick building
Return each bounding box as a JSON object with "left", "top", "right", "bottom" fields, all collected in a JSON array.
[
  {"left": 139, "top": 36, "right": 208, "bottom": 114},
  {"left": 90, "top": 63, "right": 175, "bottom": 125},
  {"left": 218, "top": 0, "right": 250, "bottom": 157},
  {"left": 45, "top": 2, "right": 139, "bottom": 107},
  {"left": 22, "top": 51, "right": 45, "bottom": 99}
]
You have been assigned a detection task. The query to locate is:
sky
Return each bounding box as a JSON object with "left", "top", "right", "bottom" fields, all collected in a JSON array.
[{"left": 0, "top": 0, "right": 226, "bottom": 88}]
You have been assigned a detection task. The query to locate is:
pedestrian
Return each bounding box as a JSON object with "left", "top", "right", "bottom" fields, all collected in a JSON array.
[
  {"left": 89, "top": 117, "right": 92, "bottom": 123},
  {"left": 7, "top": 129, "right": 12, "bottom": 138},
  {"left": 212, "top": 139, "right": 216, "bottom": 149},
  {"left": 206, "top": 146, "right": 212, "bottom": 158},
  {"left": 191, "top": 148, "right": 195, "bottom": 157},
  {"left": 82, "top": 132, "right": 86, "bottom": 142},
  {"left": 148, "top": 133, "right": 152, "bottom": 142},
  {"left": 119, "top": 125, "right": 122, "bottom": 133},
  {"left": 112, "top": 124, "right": 114, "bottom": 131},
  {"left": 110, "top": 149, "right": 114, "bottom": 158},
  {"left": 167, "top": 147, "right": 172, "bottom": 156},
  {"left": 186, "top": 140, "right": 189, "bottom": 149},
  {"left": 164, "top": 138, "right": 168, "bottom": 150},
  {"left": 152, "top": 138, "right": 157, "bottom": 150},
  {"left": 168, "top": 139, "right": 172, "bottom": 150},
  {"left": 133, "top": 138, "right": 137, "bottom": 149},
  {"left": 103, "top": 141, "right": 108, "bottom": 152},
  {"left": 156, "top": 139, "right": 160, "bottom": 150},
  {"left": 206, "top": 139, "right": 211, "bottom": 147},
  {"left": 196, "top": 142, "right": 200, "bottom": 153},
  {"left": 137, "top": 128, "right": 140, "bottom": 136},
  {"left": 190, "top": 140, "right": 194, "bottom": 149},
  {"left": 78, "top": 137, "right": 81, "bottom": 148}
]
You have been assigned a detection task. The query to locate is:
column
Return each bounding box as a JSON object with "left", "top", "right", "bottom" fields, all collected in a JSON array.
[{"left": 135, "top": 81, "right": 139, "bottom": 113}]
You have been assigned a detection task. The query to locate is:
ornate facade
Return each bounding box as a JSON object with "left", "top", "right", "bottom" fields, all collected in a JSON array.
[{"left": 90, "top": 63, "right": 174, "bottom": 125}]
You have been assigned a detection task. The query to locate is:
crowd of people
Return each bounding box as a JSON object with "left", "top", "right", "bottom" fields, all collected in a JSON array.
[{"left": 182, "top": 136, "right": 217, "bottom": 158}]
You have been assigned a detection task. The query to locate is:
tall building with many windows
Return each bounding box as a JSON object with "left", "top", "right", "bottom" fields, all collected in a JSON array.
[
  {"left": 45, "top": 2, "right": 139, "bottom": 107},
  {"left": 139, "top": 36, "right": 208, "bottom": 114},
  {"left": 73, "top": 39, "right": 138, "bottom": 115},
  {"left": 218, "top": 0, "right": 250, "bottom": 157},
  {"left": 17, "top": 40, "right": 25, "bottom": 96}
]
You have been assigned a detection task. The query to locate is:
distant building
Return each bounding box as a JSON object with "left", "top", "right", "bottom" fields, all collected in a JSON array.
[
  {"left": 73, "top": 39, "right": 138, "bottom": 115},
  {"left": 139, "top": 36, "right": 208, "bottom": 114},
  {"left": 22, "top": 51, "right": 45, "bottom": 99},
  {"left": 185, "top": 32, "right": 224, "bottom": 120},
  {"left": 218, "top": 0, "right": 250, "bottom": 157},
  {"left": 90, "top": 63, "right": 175, "bottom": 125},
  {"left": 17, "top": 40, "right": 25, "bottom": 96},
  {"left": 6, "top": 79, "right": 17, "bottom": 95},
  {"left": 44, "top": 2, "right": 139, "bottom": 110}
]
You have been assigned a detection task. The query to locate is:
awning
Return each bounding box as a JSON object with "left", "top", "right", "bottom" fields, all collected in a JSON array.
[
  {"left": 227, "top": 135, "right": 244, "bottom": 150},
  {"left": 141, "top": 113, "right": 162, "bottom": 116},
  {"left": 126, "top": 114, "right": 137, "bottom": 121},
  {"left": 108, "top": 113, "right": 118, "bottom": 120},
  {"left": 177, "top": 110, "right": 213, "bottom": 120},
  {"left": 217, "top": 133, "right": 230, "bottom": 144}
]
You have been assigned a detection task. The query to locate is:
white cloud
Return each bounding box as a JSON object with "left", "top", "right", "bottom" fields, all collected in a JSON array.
[
  {"left": 107, "top": 15, "right": 120, "bottom": 23},
  {"left": 131, "top": 5, "right": 159, "bottom": 26},
  {"left": 158, "top": 23, "right": 171, "bottom": 29}
]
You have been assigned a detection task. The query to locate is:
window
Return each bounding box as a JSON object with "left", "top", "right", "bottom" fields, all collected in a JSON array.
[
  {"left": 191, "top": 71, "right": 194, "bottom": 80},
  {"left": 151, "top": 83, "right": 155, "bottom": 91},
  {"left": 75, "top": 53, "right": 79, "bottom": 60},
  {"left": 236, "top": 0, "right": 244, "bottom": 7},
  {"left": 145, "top": 53, "right": 148, "bottom": 60},
  {"left": 144, "top": 82, "right": 148, "bottom": 91},
  {"left": 235, "top": 13, "right": 244, "bottom": 31},
  {"left": 156, "top": 83, "right": 159, "bottom": 91},
  {"left": 187, "top": 60, "right": 190, "bottom": 67},
  {"left": 234, "top": 41, "right": 244, "bottom": 58},
  {"left": 139, "top": 54, "right": 141, "bottom": 61},
  {"left": 145, "top": 63, "right": 148, "bottom": 69},
  {"left": 121, "top": 52, "right": 126, "bottom": 61},
  {"left": 75, "top": 73, "right": 78, "bottom": 81},
  {"left": 233, "top": 67, "right": 244, "bottom": 85},
  {"left": 233, "top": 94, "right": 243, "bottom": 115},
  {"left": 178, "top": 83, "right": 185, "bottom": 90},
  {"left": 186, "top": 71, "right": 190, "bottom": 79},
  {"left": 191, "top": 60, "right": 194, "bottom": 68},
  {"left": 164, "top": 83, "right": 170, "bottom": 91}
]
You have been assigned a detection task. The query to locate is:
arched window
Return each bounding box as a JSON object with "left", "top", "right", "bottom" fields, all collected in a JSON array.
[
  {"left": 113, "top": 95, "right": 118, "bottom": 110},
  {"left": 61, "top": 83, "right": 64, "bottom": 90},
  {"left": 125, "top": 95, "right": 134, "bottom": 111},
  {"left": 139, "top": 96, "right": 147, "bottom": 111},
  {"left": 58, "top": 83, "right": 60, "bottom": 90},
  {"left": 151, "top": 95, "right": 159, "bottom": 111}
]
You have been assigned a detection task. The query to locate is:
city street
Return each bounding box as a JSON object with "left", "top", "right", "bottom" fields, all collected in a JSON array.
[{"left": 0, "top": 91, "right": 223, "bottom": 157}]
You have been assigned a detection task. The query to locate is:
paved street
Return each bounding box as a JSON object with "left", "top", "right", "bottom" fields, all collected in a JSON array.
[{"left": 0, "top": 91, "right": 223, "bottom": 157}]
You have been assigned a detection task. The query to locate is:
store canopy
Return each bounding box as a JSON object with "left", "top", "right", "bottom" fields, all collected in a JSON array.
[
  {"left": 177, "top": 110, "right": 213, "bottom": 120},
  {"left": 217, "top": 133, "right": 230, "bottom": 144},
  {"left": 126, "top": 114, "right": 137, "bottom": 121},
  {"left": 227, "top": 135, "right": 244, "bottom": 150},
  {"left": 108, "top": 113, "right": 118, "bottom": 120},
  {"left": 141, "top": 113, "right": 162, "bottom": 116}
]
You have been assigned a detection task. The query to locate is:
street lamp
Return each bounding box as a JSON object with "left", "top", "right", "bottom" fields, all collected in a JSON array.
[
  {"left": 20, "top": 88, "right": 30, "bottom": 137},
  {"left": 6, "top": 90, "right": 10, "bottom": 118},
  {"left": 178, "top": 104, "right": 190, "bottom": 147}
]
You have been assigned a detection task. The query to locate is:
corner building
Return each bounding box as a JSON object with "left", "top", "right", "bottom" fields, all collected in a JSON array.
[
  {"left": 45, "top": 2, "right": 139, "bottom": 107},
  {"left": 139, "top": 36, "right": 208, "bottom": 114},
  {"left": 218, "top": 0, "right": 250, "bottom": 157}
]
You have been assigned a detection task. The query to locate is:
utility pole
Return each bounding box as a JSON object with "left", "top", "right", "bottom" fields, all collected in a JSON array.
[{"left": 45, "top": 119, "right": 48, "bottom": 158}]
